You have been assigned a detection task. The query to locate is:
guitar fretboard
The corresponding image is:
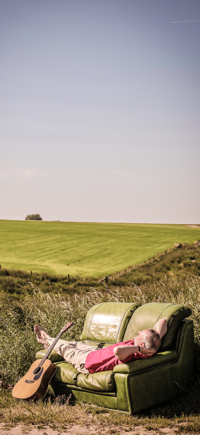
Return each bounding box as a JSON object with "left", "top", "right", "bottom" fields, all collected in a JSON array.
[{"left": 38, "top": 323, "right": 73, "bottom": 367}]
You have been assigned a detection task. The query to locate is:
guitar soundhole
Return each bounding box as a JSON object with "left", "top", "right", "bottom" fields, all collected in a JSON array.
[{"left": 33, "top": 367, "right": 41, "bottom": 374}]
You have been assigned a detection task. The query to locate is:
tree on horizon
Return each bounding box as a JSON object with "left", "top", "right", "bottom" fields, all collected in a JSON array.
[{"left": 25, "top": 214, "right": 43, "bottom": 221}]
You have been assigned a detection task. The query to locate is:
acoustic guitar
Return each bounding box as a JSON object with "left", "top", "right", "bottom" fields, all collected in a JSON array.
[{"left": 12, "top": 322, "right": 73, "bottom": 400}]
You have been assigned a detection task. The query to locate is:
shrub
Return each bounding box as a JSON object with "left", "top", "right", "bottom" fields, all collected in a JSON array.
[{"left": 25, "top": 214, "right": 42, "bottom": 221}]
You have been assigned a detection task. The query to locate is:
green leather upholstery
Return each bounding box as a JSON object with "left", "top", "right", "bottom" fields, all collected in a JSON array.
[
  {"left": 113, "top": 350, "right": 178, "bottom": 374},
  {"left": 51, "top": 383, "right": 118, "bottom": 410},
  {"left": 53, "top": 362, "right": 79, "bottom": 384},
  {"left": 160, "top": 306, "right": 191, "bottom": 350},
  {"left": 127, "top": 319, "right": 195, "bottom": 413},
  {"left": 174, "top": 320, "right": 195, "bottom": 386},
  {"left": 35, "top": 302, "right": 194, "bottom": 413},
  {"left": 123, "top": 302, "right": 191, "bottom": 350},
  {"left": 81, "top": 302, "right": 139, "bottom": 344},
  {"left": 77, "top": 371, "right": 115, "bottom": 391}
]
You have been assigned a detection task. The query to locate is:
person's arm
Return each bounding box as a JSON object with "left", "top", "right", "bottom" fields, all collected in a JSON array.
[
  {"left": 113, "top": 345, "right": 154, "bottom": 361},
  {"left": 153, "top": 318, "right": 167, "bottom": 338}
]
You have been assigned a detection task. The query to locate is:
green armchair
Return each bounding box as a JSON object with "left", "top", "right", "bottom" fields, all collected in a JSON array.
[{"left": 36, "top": 302, "right": 195, "bottom": 413}]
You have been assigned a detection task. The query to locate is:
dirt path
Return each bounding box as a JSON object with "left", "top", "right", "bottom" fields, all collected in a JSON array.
[{"left": 0, "top": 423, "right": 179, "bottom": 435}]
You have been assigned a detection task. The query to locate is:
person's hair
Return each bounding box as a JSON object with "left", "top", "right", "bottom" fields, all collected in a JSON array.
[{"left": 143, "top": 329, "right": 161, "bottom": 352}]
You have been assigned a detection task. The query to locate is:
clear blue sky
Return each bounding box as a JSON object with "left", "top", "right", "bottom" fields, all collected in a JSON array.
[{"left": 0, "top": 0, "right": 199, "bottom": 223}]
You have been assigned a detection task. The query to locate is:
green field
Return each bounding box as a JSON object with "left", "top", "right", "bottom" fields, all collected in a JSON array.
[{"left": 0, "top": 220, "right": 200, "bottom": 277}]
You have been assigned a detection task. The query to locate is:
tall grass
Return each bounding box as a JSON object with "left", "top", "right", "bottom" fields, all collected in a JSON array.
[
  {"left": 0, "top": 277, "right": 200, "bottom": 432},
  {"left": 0, "top": 276, "right": 200, "bottom": 385},
  {"left": 0, "top": 286, "right": 127, "bottom": 384}
]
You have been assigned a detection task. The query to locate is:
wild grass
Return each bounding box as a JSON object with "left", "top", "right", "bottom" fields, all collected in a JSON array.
[
  {"left": 1, "top": 390, "right": 200, "bottom": 434},
  {"left": 1, "top": 243, "right": 200, "bottom": 300},
  {"left": 0, "top": 276, "right": 200, "bottom": 387},
  {"left": 0, "top": 245, "right": 200, "bottom": 432},
  {"left": 0, "top": 285, "right": 129, "bottom": 385}
]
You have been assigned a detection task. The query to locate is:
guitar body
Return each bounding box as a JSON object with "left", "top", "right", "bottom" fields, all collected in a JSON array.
[
  {"left": 12, "top": 359, "right": 56, "bottom": 400},
  {"left": 12, "top": 322, "right": 73, "bottom": 401}
]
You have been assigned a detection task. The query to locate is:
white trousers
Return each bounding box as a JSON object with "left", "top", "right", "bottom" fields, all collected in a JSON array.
[{"left": 47, "top": 338, "right": 97, "bottom": 374}]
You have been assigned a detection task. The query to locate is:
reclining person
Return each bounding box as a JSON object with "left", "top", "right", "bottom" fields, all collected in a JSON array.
[{"left": 34, "top": 318, "right": 167, "bottom": 375}]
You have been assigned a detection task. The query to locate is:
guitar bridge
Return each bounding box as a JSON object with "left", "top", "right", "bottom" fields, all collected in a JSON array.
[{"left": 25, "top": 380, "right": 34, "bottom": 383}]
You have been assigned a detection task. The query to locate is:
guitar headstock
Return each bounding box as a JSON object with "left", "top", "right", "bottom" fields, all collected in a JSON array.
[{"left": 61, "top": 322, "right": 73, "bottom": 333}]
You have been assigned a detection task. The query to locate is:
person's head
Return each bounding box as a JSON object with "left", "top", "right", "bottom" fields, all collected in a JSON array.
[{"left": 134, "top": 328, "right": 161, "bottom": 353}]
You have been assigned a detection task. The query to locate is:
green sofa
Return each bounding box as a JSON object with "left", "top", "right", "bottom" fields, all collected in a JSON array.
[{"left": 36, "top": 302, "right": 195, "bottom": 413}]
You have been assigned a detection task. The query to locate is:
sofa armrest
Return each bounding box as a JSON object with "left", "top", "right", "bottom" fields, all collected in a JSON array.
[
  {"left": 173, "top": 319, "right": 193, "bottom": 353},
  {"left": 113, "top": 350, "right": 178, "bottom": 374}
]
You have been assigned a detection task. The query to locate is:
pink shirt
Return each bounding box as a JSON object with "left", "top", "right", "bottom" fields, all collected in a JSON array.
[{"left": 85, "top": 340, "right": 152, "bottom": 373}]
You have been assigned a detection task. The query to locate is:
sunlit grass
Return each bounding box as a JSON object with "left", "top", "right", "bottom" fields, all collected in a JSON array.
[
  {"left": 0, "top": 276, "right": 200, "bottom": 391},
  {"left": 0, "top": 220, "right": 200, "bottom": 276},
  {"left": 1, "top": 389, "right": 200, "bottom": 433},
  {"left": 0, "top": 245, "right": 200, "bottom": 433}
]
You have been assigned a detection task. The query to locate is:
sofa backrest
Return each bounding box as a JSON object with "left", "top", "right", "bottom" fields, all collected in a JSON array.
[
  {"left": 123, "top": 302, "right": 191, "bottom": 350},
  {"left": 81, "top": 302, "right": 139, "bottom": 344}
]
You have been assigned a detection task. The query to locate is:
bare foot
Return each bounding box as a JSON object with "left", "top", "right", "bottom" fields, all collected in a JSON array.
[
  {"left": 34, "top": 325, "right": 51, "bottom": 349},
  {"left": 36, "top": 336, "right": 49, "bottom": 349},
  {"left": 34, "top": 325, "right": 51, "bottom": 340}
]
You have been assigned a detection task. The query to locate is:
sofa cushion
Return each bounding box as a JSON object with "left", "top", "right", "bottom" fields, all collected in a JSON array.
[
  {"left": 81, "top": 302, "right": 139, "bottom": 344},
  {"left": 77, "top": 370, "right": 115, "bottom": 392},
  {"left": 123, "top": 303, "right": 191, "bottom": 350},
  {"left": 53, "top": 362, "right": 79, "bottom": 385},
  {"left": 113, "top": 350, "right": 178, "bottom": 374}
]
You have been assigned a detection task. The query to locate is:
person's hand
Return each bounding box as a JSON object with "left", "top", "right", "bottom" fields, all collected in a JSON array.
[{"left": 139, "top": 346, "right": 155, "bottom": 356}]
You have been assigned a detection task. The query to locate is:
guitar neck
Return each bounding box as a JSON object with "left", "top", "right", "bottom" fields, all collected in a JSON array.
[{"left": 38, "top": 323, "right": 73, "bottom": 367}]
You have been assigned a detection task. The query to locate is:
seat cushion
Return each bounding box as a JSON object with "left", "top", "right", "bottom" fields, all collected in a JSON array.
[
  {"left": 77, "top": 370, "right": 115, "bottom": 392},
  {"left": 113, "top": 350, "right": 178, "bottom": 374},
  {"left": 123, "top": 303, "right": 191, "bottom": 350},
  {"left": 81, "top": 302, "right": 139, "bottom": 344},
  {"left": 53, "top": 362, "right": 79, "bottom": 385},
  {"left": 36, "top": 351, "right": 114, "bottom": 390}
]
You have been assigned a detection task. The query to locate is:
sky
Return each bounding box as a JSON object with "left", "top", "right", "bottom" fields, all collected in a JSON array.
[{"left": 0, "top": 0, "right": 199, "bottom": 224}]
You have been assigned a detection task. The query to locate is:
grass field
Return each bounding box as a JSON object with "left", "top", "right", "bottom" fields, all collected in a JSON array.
[
  {"left": 0, "top": 220, "right": 200, "bottom": 277},
  {"left": 0, "top": 255, "right": 200, "bottom": 432},
  {"left": 0, "top": 243, "right": 200, "bottom": 433}
]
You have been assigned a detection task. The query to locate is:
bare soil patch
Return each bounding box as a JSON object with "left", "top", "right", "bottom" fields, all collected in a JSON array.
[{"left": 0, "top": 423, "right": 179, "bottom": 435}]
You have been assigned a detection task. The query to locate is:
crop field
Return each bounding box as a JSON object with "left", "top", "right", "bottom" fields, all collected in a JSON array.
[{"left": 0, "top": 220, "right": 200, "bottom": 277}]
